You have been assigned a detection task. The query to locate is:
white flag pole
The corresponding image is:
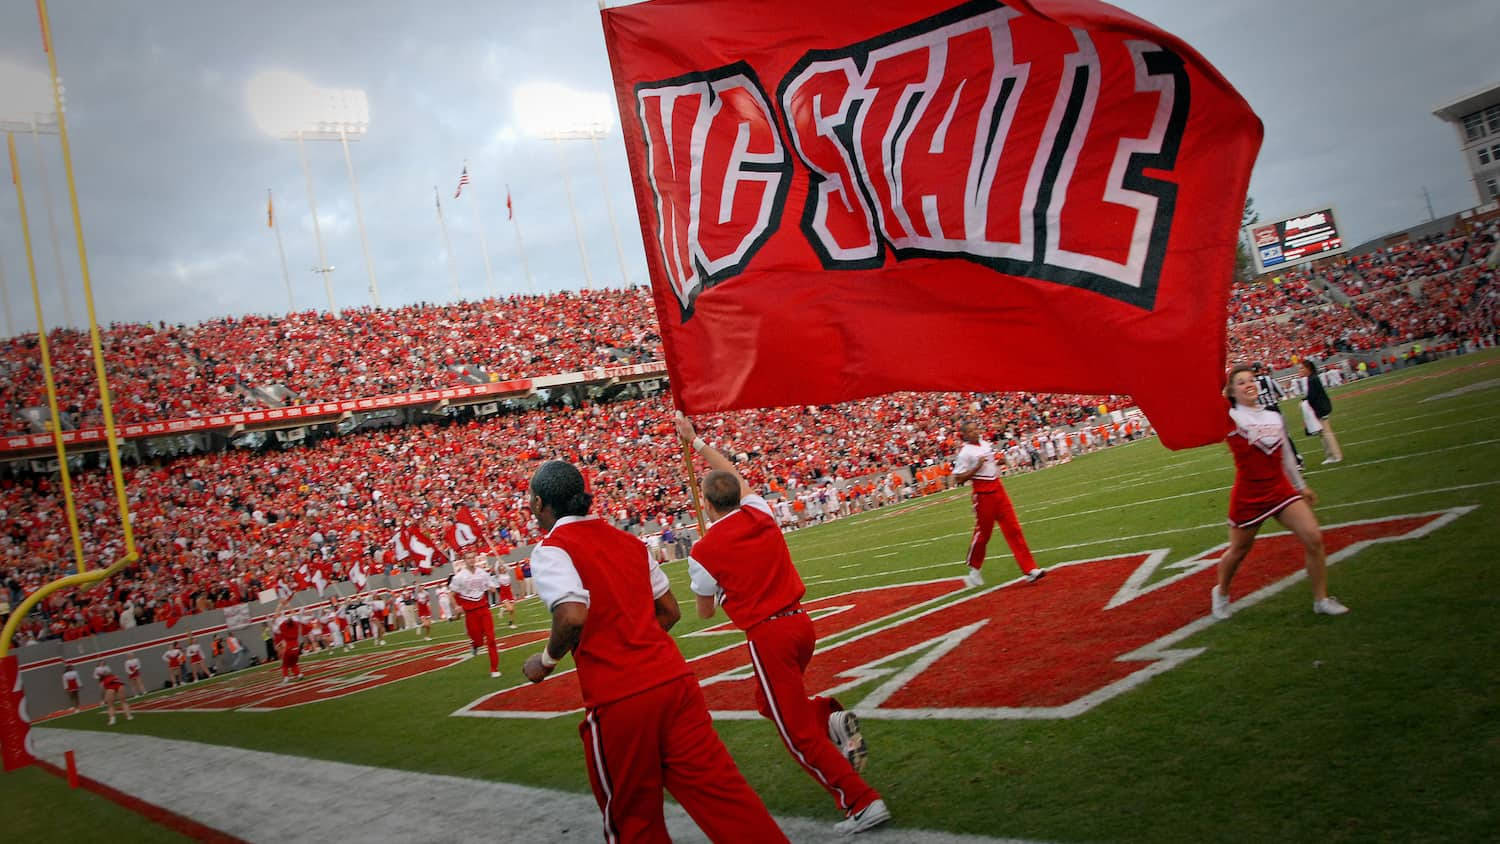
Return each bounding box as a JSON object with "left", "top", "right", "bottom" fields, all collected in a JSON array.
[
  {"left": 435, "top": 187, "right": 461, "bottom": 300},
  {"left": 508, "top": 185, "right": 535, "bottom": 294}
]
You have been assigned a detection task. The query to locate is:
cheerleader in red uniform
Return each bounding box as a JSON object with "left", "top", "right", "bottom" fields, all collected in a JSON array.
[
  {"left": 1214, "top": 365, "right": 1349, "bottom": 620},
  {"left": 94, "top": 662, "right": 133, "bottom": 725}
]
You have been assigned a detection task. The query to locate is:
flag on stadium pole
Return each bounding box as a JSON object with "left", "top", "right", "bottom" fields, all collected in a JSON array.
[
  {"left": 310, "top": 564, "right": 329, "bottom": 596},
  {"left": 266, "top": 189, "right": 274, "bottom": 229},
  {"left": 391, "top": 528, "right": 411, "bottom": 561},
  {"left": 506, "top": 186, "right": 513, "bottom": 220},
  {"left": 350, "top": 560, "right": 369, "bottom": 590},
  {"left": 600, "top": 0, "right": 1263, "bottom": 449},
  {"left": 455, "top": 164, "right": 471, "bottom": 199}
]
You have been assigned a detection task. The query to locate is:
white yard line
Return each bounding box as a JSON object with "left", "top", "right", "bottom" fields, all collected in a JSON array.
[{"left": 31, "top": 728, "right": 1036, "bottom": 844}]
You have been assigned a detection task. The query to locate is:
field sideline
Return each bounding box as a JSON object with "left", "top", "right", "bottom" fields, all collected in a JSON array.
[{"left": 13, "top": 350, "right": 1500, "bottom": 842}]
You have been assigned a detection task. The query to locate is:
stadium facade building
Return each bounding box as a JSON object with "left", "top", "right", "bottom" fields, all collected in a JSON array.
[{"left": 1433, "top": 82, "right": 1500, "bottom": 204}]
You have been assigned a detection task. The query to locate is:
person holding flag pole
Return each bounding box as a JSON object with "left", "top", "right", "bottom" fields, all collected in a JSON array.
[{"left": 674, "top": 414, "right": 890, "bottom": 834}]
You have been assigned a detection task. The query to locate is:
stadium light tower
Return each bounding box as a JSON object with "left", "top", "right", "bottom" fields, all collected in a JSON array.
[
  {"left": 247, "top": 71, "right": 380, "bottom": 311},
  {"left": 515, "top": 82, "right": 631, "bottom": 290},
  {"left": 0, "top": 59, "right": 75, "bottom": 328}
]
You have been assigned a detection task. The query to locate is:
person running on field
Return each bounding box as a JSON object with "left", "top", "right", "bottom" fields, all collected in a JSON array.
[
  {"left": 676, "top": 415, "right": 891, "bottom": 835},
  {"left": 1214, "top": 365, "right": 1350, "bottom": 620},
  {"left": 951, "top": 421, "right": 1046, "bottom": 588},
  {"left": 451, "top": 554, "right": 502, "bottom": 678},
  {"left": 521, "top": 459, "right": 787, "bottom": 844}
]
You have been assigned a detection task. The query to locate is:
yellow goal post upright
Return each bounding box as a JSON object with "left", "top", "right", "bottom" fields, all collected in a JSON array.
[{"left": 1, "top": 0, "right": 137, "bottom": 771}]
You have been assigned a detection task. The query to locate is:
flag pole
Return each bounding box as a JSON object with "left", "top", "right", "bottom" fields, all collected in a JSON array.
[
  {"left": 508, "top": 185, "right": 535, "bottom": 294},
  {"left": 673, "top": 412, "right": 708, "bottom": 536},
  {"left": 29, "top": 118, "right": 74, "bottom": 328},
  {"left": 463, "top": 164, "right": 497, "bottom": 298},
  {"left": 269, "top": 189, "right": 293, "bottom": 311},
  {"left": 680, "top": 439, "right": 708, "bottom": 536},
  {"left": 435, "top": 187, "right": 461, "bottom": 300}
]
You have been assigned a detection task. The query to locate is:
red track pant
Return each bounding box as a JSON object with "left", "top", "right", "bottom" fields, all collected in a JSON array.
[
  {"left": 747, "top": 611, "right": 879, "bottom": 816},
  {"left": 457, "top": 597, "right": 499, "bottom": 673},
  {"left": 279, "top": 644, "right": 301, "bottom": 678},
  {"left": 967, "top": 484, "right": 1038, "bottom": 573},
  {"left": 579, "top": 674, "right": 787, "bottom": 844}
]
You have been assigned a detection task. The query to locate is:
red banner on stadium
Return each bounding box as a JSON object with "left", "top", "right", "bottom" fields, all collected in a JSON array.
[{"left": 601, "top": 0, "right": 1261, "bottom": 448}]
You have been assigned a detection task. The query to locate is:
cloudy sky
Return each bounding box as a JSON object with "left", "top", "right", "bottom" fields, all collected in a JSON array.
[{"left": 0, "top": 0, "right": 1494, "bottom": 332}]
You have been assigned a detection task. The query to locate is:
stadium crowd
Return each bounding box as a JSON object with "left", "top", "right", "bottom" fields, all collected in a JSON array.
[
  {"left": 0, "top": 288, "right": 660, "bottom": 435},
  {"left": 2, "top": 220, "right": 1496, "bottom": 646}
]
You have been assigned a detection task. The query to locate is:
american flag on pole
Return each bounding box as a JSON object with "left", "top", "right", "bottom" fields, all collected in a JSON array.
[
  {"left": 506, "top": 186, "right": 513, "bottom": 220},
  {"left": 454, "top": 164, "right": 471, "bottom": 198}
]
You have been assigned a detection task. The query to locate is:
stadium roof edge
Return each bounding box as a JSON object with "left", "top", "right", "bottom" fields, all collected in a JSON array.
[{"left": 1432, "top": 82, "right": 1500, "bottom": 121}]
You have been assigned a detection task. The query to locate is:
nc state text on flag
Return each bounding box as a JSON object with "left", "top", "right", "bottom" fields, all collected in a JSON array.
[{"left": 601, "top": 0, "right": 1262, "bottom": 448}]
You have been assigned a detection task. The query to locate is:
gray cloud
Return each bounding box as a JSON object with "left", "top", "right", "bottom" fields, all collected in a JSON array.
[{"left": 0, "top": 0, "right": 1495, "bottom": 330}]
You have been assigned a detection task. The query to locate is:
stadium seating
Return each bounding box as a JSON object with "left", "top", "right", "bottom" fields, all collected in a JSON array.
[{"left": 2, "top": 220, "right": 1496, "bottom": 646}]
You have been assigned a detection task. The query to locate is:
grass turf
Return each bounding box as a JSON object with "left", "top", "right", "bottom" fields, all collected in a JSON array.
[
  {"left": 0, "top": 764, "right": 193, "bottom": 842},
  {"left": 27, "top": 349, "right": 1500, "bottom": 842}
]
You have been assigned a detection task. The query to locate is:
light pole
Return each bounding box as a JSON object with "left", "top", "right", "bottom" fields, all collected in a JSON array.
[
  {"left": 296, "top": 129, "right": 336, "bottom": 311},
  {"left": 552, "top": 124, "right": 632, "bottom": 289},
  {"left": 248, "top": 72, "right": 378, "bottom": 310},
  {"left": 547, "top": 131, "right": 596, "bottom": 290},
  {"left": 515, "top": 81, "right": 628, "bottom": 292}
]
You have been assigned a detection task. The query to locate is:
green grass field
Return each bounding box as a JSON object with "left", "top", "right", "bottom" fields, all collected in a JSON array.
[{"left": 24, "top": 349, "right": 1500, "bottom": 842}]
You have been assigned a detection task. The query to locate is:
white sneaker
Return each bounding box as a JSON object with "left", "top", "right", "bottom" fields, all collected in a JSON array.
[
  {"left": 962, "top": 568, "right": 984, "bottom": 588},
  {"left": 1322, "top": 456, "right": 1342, "bottom": 465},
  {"left": 126, "top": 713, "right": 134, "bottom": 721},
  {"left": 489, "top": 671, "right": 501, "bottom": 678},
  {"left": 827, "top": 710, "right": 868, "bottom": 773},
  {"left": 834, "top": 799, "right": 891, "bottom": 835},
  {"left": 1314, "top": 597, "right": 1350, "bottom": 616},
  {"left": 107, "top": 716, "right": 116, "bottom": 726},
  {"left": 1211, "top": 585, "right": 1231, "bottom": 620},
  {"left": 1025, "top": 567, "right": 1047, "bottom": 583}
]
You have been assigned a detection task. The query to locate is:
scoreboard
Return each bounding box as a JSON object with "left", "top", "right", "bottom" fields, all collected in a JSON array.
[{"left": 1247, "top": 207, "right": 1346, "bottom": 274}]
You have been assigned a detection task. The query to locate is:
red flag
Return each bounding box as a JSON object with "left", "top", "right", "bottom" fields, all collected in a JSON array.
[
  {"left": 505, "top": 187, "right": 513, "bottom": 220},
  {"left": 350, "top": 559, "right": 369, "bottom": 590},
  {"left": 600, "top": 0, "right": 1261, "bottom": 448},
  {"left": 454, "top": 505, "right": 495, "bottom": 553},
  {"left": 404, "top": 525, "right": 445, "bottom": 574}
]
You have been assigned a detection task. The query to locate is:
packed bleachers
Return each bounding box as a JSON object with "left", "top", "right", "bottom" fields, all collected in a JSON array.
[
  {"left": 1, "top": 289, "right": 660, "bottom": 435},
  {"left": 3, "top": 219, "right": 1498, "bottom": 646}
]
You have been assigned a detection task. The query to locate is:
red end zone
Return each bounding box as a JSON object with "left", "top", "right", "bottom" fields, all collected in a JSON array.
[{"left": 455, "top": 508, "right": 1471, "bottom": 721}]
